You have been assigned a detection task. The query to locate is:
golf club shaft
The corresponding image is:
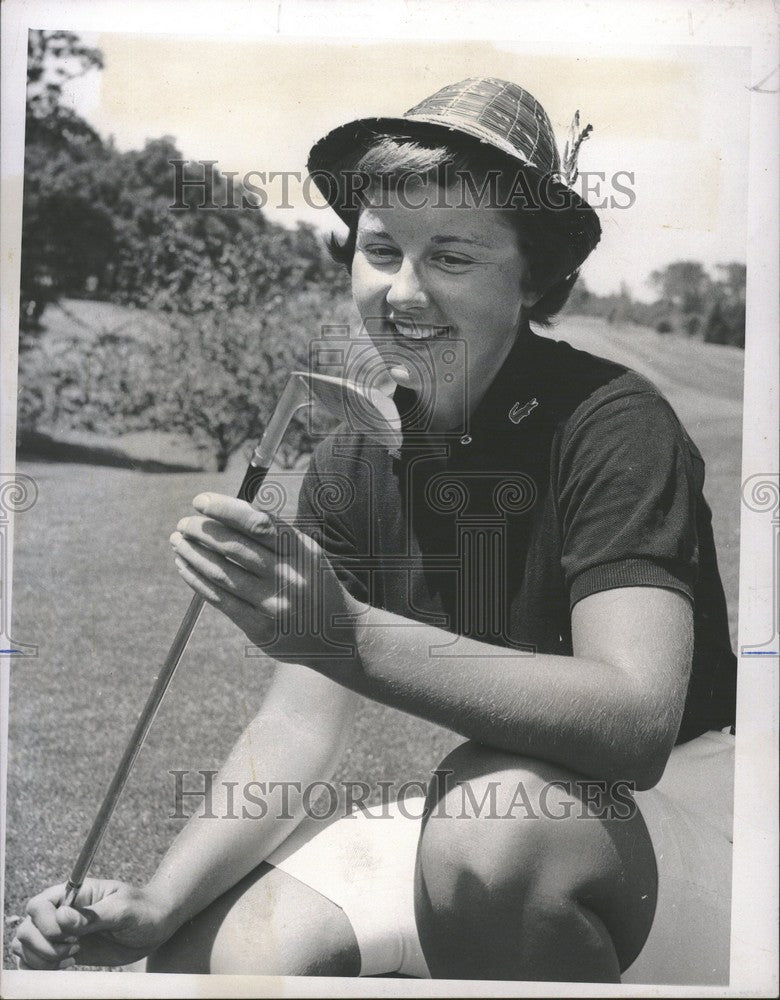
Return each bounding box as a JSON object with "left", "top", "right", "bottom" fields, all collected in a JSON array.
[
  {"left": 61, "top": 385, "right": 307, "bottom": 909},
  {"left": 63, "top": 461, "right": 272, "bottom": 907},
  {"left": 61, "top": 370, "right": 397, "bottom": 906},
  {"left": 63, "top": 590, "right": 207, "bottom": 906}
]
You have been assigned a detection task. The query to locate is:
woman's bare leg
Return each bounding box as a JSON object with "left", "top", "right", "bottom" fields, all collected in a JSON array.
[{"left": 147, "top": 861, "right": 360, "bottom": 976}]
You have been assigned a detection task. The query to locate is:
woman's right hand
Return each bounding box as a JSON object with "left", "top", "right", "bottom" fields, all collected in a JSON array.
[{"left": 11, "top": 879, "right": 176, "bottom": 970}]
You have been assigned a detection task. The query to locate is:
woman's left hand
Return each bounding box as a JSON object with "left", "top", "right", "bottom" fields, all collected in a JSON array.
[{"left": 170, "top": 492, "right": 361, "bottom": 669}]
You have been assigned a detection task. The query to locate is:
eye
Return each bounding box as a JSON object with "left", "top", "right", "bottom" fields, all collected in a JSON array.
[
  {"left": 434, "top": 252, "right": 475, "bottom": 270},
  {"left": 360, "top": 244, "right": 400, "bottom": 262}
]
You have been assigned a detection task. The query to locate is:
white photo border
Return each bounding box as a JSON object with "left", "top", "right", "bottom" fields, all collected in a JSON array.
[{"left": 1, "top": 1, "right": 777, "bottom": 997}]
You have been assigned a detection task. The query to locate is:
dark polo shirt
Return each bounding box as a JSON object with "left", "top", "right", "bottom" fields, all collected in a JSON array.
[{"left": 295, "top": 330, "right": 737, "bottom": 744}]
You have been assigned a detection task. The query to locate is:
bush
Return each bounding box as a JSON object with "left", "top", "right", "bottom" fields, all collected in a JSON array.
[{"left": 17, "top": 289, "right": 356, "bottom": 471}]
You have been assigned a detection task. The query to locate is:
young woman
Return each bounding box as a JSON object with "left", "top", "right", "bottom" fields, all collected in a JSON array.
[{"left": 13, "top": 78, "right": 737, "bottom": 984}]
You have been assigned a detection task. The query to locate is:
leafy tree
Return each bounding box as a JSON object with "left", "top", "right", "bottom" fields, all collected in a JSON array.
[
  {"left": 715, "top": 262, "right": 746, "bottom": 302},
  {"left": 153, "top": 290, "right": 351, "bottom": 470},
  {"left": 21, "top": 32, "right": 106, "bottom": 334},
  {"left": 26, "top": 30, "right": 104, "bottom": 117},
  {"left": 649, "top": 261, "right": 712, "bottom": 316},
  {"left": 21, "top": 30, "right": 348, "bottom": 332},
  {"left": 564, "top": 262, "right": 745, "bottom": 348},
  {"left": 21, "top": 150, "right": 117, "bottom": 328},
  {"left": 18, "top": 29, "right": 355, "bottom": 464},
  {"left": 703, "top": 263, "right": 746, "bottom": 347},
  {"left": 25, "top": 29, "right": 104, "bottom": 148}
]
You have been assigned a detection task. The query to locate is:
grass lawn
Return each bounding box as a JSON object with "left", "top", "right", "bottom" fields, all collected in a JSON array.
[{"left": 3, "top": 316, "right": 743, "bottom": 967}]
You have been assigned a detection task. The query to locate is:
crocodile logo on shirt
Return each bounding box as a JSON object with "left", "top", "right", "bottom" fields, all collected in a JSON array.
[{"left": 508, "top": 397, "right": 539, "bottom": 424}]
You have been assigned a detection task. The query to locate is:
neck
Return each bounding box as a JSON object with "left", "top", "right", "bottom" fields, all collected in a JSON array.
[{"left": 424, "top": 318, "right": 532, "bottom": 435}]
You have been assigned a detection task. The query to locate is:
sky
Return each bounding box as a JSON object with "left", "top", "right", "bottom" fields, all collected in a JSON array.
[{"left": 60, "top": 33, "right": 751, "bottom": 301}]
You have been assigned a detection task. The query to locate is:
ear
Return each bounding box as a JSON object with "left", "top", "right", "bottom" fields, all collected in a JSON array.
[
  {"left": 516, "top": 241, "right": 545, "bottom": 308},
  {"left": 519, "top": 268, "right": 544, "bottom": 308}
]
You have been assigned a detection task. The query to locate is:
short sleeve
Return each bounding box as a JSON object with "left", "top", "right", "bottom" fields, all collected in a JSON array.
[
  {"left": 556, "top": 387, "right": 701, "bottom": 609},
  {"left": 294, "top": 441, "right": 370, "bottom": 605}
]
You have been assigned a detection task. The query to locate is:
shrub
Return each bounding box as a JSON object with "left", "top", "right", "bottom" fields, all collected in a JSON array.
[{"left": 17, "top": 289, "right": 356, "bottom": 470}]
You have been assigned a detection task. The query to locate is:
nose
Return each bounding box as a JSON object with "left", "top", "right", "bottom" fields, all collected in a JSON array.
[{"left": 385, "top": 258, "right": 430, "bottom": 312}]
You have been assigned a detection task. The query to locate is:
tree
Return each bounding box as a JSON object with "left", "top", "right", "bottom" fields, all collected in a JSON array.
[
  {"left": 21, "top": 149, "right": 117, "bottom": 324},
  {"left": 21, "top": 30, "right": 349, "bottom": 331},
  {"left": 26, "top": 30, "right": 104, "bottom": 118},
  {"left": 703, "top": 263, "right": 746, "bottom": 347},
  {"left": 560, "top": 259, "right": 744, "bottom": 348},
  {"left": 18, "top": 33, "right": 361, "bottom": 465},
  {"left": 564, "top": 280, "right": 591, "bottom": 315},
  {"left": 649, "top": 261, "right": 712, "bottom": 315},
  {"left": 154, "top": 291, "right": 350, "bottom": 470},
  {"left": 155, "top": 311, "right": 291, "bottom": 471},
  {"left": 21, "top": 32, "right": 106, "bottom": 335},
  {"left": 25, "top": 29, "right": 104, "bottom": 153}
]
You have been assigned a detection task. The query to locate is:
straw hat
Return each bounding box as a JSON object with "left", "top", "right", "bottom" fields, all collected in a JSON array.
[{"left": 307, "top": 77, "right": 601, "bottom": 278}]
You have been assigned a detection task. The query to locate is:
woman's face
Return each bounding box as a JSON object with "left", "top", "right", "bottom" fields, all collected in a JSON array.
[{"left": 351, "top": 180, "right": 537, "bottom": 426}]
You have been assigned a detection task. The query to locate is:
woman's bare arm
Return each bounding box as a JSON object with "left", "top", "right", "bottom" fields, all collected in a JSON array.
[
  {"left": 171, "top": 496, "right": 693, "bottom": 793},
  {"left": 330, "top": 585, "right": 692, "bottom": 790},
  {"left": 145, "top": 661, "right": 360, "bottom": 935}
]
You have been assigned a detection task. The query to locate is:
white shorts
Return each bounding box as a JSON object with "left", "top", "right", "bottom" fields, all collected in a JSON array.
[
  {"left": 622, "top": 729, "right": 734, "bottom": 985},
  {"left": 267, "top": 730, "right": 735, "bottom": 984},
  {"left": 267, "top": 793, "right": 430, "bottom": 977}
]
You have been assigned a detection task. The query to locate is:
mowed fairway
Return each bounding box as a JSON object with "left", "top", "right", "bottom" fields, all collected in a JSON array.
[{"left": 4, "top": 316, "right": 743, "bottom": 964}]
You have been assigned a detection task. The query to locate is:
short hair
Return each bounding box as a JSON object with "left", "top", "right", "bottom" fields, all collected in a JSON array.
[{"left": 326, "top": 132, "right": 581, "bottom": 327}]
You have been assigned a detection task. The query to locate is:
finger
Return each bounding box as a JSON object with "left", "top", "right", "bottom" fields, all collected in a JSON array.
[
  {"left": 171, "top": 535, "right": 264, "bottom": 606},
  {"left": 55, "top": 888, "right": 127, "bottom": 938},
  {"left": 25, "top": 890, "right": 76, "bottom": 945},
  {"left": 12, "top": 932, "right": 75, "bottom": 971},
  {"left": 13, "top": 917, "right": 78, "bottom": 964},
  {"left": 25, "top": 882, "right": 70, "bottom": 909},
  {"left": 190, "top": 493, "right": 277, "bottom": 544},
  {"left": 65, "top": 877, "right": 127, "bottom": 908},
  {"left": 174, "top": 555, "right": 278, "bottom": 642},
  {"left": 172, "top": 516, "right": 273, "bottom": 577},
  {"left": 55, "top": 903, "right": 103, "bottom": 937},
  {"left": 173, "top": 529, "right": 307, "bottom": 599},
  {"left": 11, "top": 936, "right": 37, "bottom": 970},
  {"left": 174, "top": 554, "right": 269, "bottom": 626}
]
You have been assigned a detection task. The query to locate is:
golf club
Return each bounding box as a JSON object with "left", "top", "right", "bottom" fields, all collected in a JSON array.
[{"left": 62, "top": 371, "right": 402, "bottom": 906}]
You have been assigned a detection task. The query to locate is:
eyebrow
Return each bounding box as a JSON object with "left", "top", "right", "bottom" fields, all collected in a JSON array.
[
  {"left": 357, "top": 228, "right": 493, "bottom": 248},
  {"left": 431, "top": 235, "right": 492, "bottom": 248}
]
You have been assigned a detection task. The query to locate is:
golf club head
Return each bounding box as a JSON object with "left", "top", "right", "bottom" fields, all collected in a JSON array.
[
  {"left": 249, "top": 369, "right": 404, "bottom": 473},
  {"left": 290, "top": 371, "right": 403, "bottom": 451}
]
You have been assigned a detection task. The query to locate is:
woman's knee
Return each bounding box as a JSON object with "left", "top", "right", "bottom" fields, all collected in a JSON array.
[
  {"left": 419, "top": 742, "right": 572, "bottom": 892},
  {"left": 415, "top": 741, "right": 657, "bottom": 977}
]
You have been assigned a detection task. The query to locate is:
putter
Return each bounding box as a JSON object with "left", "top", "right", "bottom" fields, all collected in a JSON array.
[{"left": 62, "top": 371, "right": 401, "bottom": 906}]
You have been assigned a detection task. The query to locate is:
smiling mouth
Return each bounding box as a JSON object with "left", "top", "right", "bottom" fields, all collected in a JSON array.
[{"left": 389, "top": 318, "right": 451, "bottom": 341}]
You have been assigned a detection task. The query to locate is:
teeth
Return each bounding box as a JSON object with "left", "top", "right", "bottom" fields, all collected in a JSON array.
[{"left": 392, "top": 321, "right": 446, "bottom": 341}]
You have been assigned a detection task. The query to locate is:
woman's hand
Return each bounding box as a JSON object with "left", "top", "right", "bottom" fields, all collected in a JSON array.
[
  {"left": 170, "top": 492, "right": 362, "bottom": 669},
  {"left": 11, "top": 879, "right": 175, "bottom": 970}
]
